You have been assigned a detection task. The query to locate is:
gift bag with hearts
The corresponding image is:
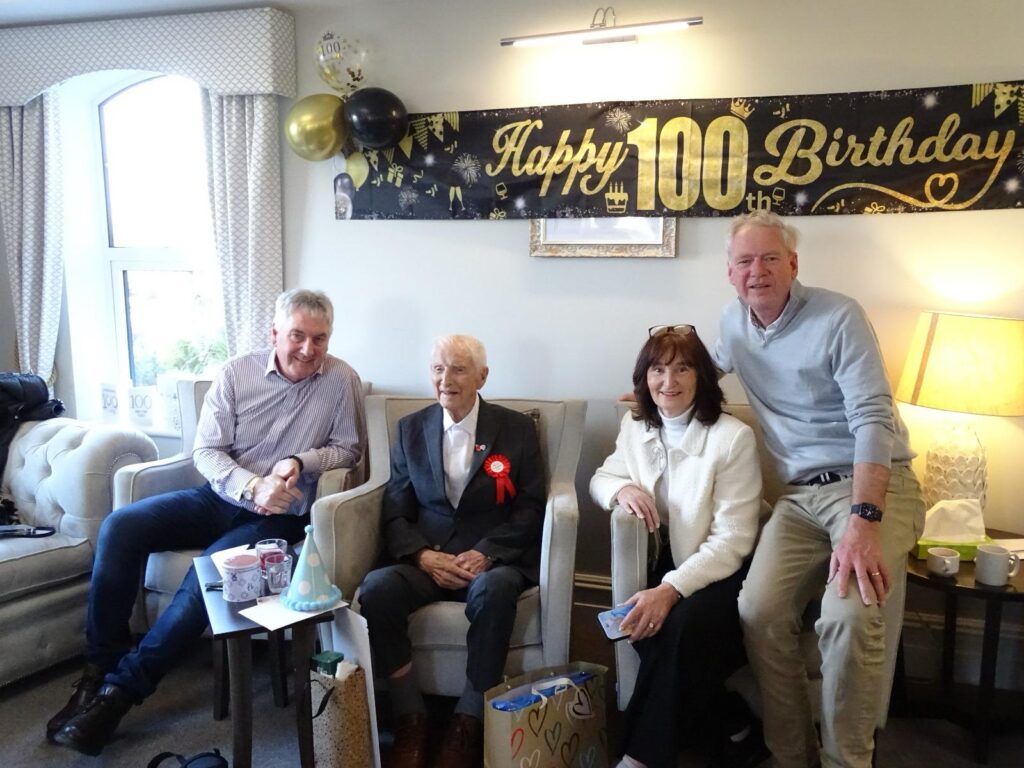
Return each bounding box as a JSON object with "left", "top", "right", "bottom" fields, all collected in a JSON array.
[
  {"left": 311, "top": 660, "right": 372, "bottom": 767},
  {"left": 484, "top": 662, "right": 608, "bottom": 768}
]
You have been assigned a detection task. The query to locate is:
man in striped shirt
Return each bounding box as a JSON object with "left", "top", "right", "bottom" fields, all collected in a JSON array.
[{"left": 48, "top": 288, "right": 366, "bottom": 757}]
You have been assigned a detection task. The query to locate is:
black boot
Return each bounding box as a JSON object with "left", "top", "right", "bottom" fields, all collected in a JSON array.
[
  {"left": 52, "top": 683, "right": 133, "bottom": 756},
  {"left": 45, "top": 662, "right": 107, "bottom": 741}
]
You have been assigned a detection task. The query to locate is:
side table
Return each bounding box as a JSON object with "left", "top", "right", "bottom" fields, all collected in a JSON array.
[
  {"left": 195, "top": 554, "right": 334, "bottom": 768},
  {"left": 901, "top": 548, "right": 1024, "bottom": 764}
]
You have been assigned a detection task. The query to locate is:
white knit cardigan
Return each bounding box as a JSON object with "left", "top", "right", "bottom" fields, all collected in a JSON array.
[{"left": 590, "top": 411, "right": 763, "bottom": 598}]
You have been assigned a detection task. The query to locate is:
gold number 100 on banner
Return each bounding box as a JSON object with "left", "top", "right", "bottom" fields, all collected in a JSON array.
[{"left": 627, "top": 116, "right": 749, "bottom": 211}]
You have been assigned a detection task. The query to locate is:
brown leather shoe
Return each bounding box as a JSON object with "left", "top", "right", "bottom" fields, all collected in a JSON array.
[
  {"left": 433, "top": 713, "right": 483, "bottom": 768},
  {"left": 385, "top": 712, "right": 430, "bottom": 768},
  {"left": 46, "top": 663, "right": 106, "bottom": 742}
]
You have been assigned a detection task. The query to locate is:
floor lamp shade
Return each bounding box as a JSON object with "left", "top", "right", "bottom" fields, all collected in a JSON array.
[{"left": 895, "top": 312, "right": 1024, "bottom": 510}]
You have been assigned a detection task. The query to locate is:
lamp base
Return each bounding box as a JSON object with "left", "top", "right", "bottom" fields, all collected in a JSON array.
[{"left": 923, "top": 423, "right": 987, "bottom": 510}]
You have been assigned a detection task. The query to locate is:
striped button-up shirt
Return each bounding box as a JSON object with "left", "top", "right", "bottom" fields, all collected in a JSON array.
[{"left": 193, "top": 350, "right": 365, "bottom": 515}]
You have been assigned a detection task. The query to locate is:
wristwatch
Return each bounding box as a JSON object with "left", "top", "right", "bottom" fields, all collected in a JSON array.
[
  {"left": 241, "top": 476, "right": 259, "bottom": 501},
  {"left": 851, "top": 502, "right": 883, "bottom": 522}
]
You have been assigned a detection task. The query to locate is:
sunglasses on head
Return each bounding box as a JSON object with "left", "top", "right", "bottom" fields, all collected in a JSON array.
[{"left": 648, "top": 324, "right": 694, "bottom": 337}]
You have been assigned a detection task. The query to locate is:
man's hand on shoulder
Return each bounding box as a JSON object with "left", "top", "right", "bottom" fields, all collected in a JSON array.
[
  {"left": 415, "top": 548, "right": 474, "bottom": 589},
  {"left": 251, "top": 474, "right": 303, "bottom": 515},
  {"left": 829, "top": 515, "right": 889, "bottom": 606}
]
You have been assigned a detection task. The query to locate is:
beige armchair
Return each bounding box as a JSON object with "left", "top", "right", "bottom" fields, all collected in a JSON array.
[
  {"left": 609, "top": 402, "right": 905, "bottom": 731},
  {"left": 312, "top": 395, "right": 586, "bottom": 696}
]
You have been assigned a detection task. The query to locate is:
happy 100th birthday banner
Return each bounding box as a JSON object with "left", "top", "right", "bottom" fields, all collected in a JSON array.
[{"left": 334, "top": 80, "right": 1024, "bottom": 220}]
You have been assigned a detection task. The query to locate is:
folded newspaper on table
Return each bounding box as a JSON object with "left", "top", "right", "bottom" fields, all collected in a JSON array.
[{"left": 915, "top": 498, "right": 992, "bottom": 560}]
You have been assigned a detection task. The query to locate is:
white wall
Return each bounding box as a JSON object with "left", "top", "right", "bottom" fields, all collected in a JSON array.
[{"left": 282, "top": 0, "right": 1024, "bottom": 573}]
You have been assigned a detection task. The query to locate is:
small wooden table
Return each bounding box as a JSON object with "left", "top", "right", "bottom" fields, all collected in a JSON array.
[
  {"left": 902, "top": 542, "right": 1024, "bottom": 763},
  {"left": 195, "top": 554, "right": 334, "bottom": 768}
]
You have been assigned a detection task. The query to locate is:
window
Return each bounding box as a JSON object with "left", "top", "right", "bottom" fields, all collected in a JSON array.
[
  {"left": 57, "top": 71, "right": 225, "bottom": 431},
  {"left": 100, "top": 76, "right": 226, "bottom": 396}
]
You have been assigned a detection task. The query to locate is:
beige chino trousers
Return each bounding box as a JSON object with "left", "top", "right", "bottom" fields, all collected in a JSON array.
[{"left": 738, "top": 466, "right": 925, "bottom": 768}]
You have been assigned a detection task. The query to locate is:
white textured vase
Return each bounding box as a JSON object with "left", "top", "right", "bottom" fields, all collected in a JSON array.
[{"left": 923, "top": 424, "right": 987, "bottom": 510}]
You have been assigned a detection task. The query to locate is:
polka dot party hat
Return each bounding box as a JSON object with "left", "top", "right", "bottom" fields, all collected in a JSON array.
[{"left": 281, "top": 524, "right": 342, "bottom": 611}]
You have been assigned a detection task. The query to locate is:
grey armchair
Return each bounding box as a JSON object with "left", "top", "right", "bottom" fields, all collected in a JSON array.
[
  {"left": 608, "top": 402, "right": 905, "bottom": 730},
  {"left": 312, "top": 395, "right": 586, "bottom": 696},
  {"left": 0, "top": 418, "right": 156, "bottom": 685}
]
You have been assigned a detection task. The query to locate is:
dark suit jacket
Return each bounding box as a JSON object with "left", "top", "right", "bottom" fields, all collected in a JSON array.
[{"left": 380, "top": 398, "right": 546, "bottom": 583}]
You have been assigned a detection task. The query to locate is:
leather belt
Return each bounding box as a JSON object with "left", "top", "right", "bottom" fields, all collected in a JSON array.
[{"left": 795, "top": 471, "right": 852, "bottom": 486}]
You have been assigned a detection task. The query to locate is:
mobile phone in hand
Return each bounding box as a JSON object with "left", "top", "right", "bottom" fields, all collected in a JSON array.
[{"left": 597, "top": 604, "right": 632, "bottom": 642}]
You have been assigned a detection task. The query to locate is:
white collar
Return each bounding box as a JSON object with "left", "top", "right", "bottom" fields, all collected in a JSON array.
[{"left": 443, "top": 394, "right": 481, "bottom": 436}]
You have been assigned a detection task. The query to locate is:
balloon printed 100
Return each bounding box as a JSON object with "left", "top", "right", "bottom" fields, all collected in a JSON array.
[{"left": 315, "top": 30, "right": 367, "bottom": 97}]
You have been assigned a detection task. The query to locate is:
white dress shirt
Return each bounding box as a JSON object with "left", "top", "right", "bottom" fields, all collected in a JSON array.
[{"left": 442, "top": 395, "right": 481, "bottom": 508}]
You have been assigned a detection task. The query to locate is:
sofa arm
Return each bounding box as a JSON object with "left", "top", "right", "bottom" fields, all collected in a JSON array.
[
  {"left": 114, "top": 455, "right": 204, "bottom": 509},
  {"left": 610, "top": 504, "right": 647, "bottom": 709},
  {"left": 312, "top": 482, "right": 386, "bottom": 601},
  {"left": 3, "top": 418, "right": 157, "bottom": 544},
  {"left": 539, "top": 480, "right": 580, "bottom": 668}
]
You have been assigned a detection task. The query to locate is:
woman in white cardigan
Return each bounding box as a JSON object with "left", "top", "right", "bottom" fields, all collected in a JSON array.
[{"left": 591, "top": 325, "right": 764, "bottom": 768}]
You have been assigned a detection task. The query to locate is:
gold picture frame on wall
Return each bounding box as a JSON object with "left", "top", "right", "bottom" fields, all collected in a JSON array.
[{"left": 529, "top": 217, "right": 677, "bottom": 258}]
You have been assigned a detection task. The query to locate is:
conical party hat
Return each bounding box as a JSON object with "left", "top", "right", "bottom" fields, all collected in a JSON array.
[{"left": 281, "top": 524, "right": 341, "bottom": 611}]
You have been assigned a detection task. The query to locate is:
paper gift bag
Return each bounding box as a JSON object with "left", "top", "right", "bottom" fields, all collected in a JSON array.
[
  {"left": 484, "top": 662, "right": 608, "bottom": 768},
  {"left": 311, "top": 660, "right": 372, "bottom": 768}
]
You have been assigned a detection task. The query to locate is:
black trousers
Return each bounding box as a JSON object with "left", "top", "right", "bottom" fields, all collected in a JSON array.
[
  {"left": 622, "top": 542, "right": 749, "bottom": 768},
  {"left": 359, "top": 562, "right": 528, "bottom": 692}
]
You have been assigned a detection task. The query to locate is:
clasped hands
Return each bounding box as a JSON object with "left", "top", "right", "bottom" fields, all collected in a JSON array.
[
  {"left": 251, "top": 456, "right": 305, "bottom": 515},
  {"left": 415, "top": 548, "right": 492, "bottom": 589}
]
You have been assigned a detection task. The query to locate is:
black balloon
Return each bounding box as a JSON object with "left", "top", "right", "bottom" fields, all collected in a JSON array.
[{"left": 343, "top": 87, "right": 409, "bottom": 149}]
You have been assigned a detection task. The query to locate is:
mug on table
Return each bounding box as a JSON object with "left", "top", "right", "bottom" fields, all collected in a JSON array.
[
  {"left": 974, "top": 544, "right": 1020, "bottom": 587},
  {"left": 926, "top": 546, "right": 960, "bottom": 577}
]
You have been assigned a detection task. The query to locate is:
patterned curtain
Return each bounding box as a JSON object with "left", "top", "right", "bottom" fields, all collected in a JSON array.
[
  {"left": 0, "top": 93, "right": 62, "bottom": 383},
  {"left": 203, "top": 92, "right": 284, "bottom": 356}
]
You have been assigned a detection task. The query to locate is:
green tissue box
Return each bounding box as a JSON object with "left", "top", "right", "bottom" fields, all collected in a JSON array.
[{"left": 914, "top": 536, "right": 993, "bottom": 562}]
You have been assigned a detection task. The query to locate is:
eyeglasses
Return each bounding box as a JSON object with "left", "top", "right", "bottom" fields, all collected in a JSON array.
[{"left": 648, "top": 324, "right": 694, "bottom": 337}]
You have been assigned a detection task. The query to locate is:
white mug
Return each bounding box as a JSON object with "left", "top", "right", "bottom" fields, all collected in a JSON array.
[
  {"left": 926, "top": 547, "right": 960, "bottom": 577},
  {"left": 222, "top": 553, "right": 261, "bottom": 602},
  {"left": 974, "top": 544, "right": 1020, "bottom": 587}
]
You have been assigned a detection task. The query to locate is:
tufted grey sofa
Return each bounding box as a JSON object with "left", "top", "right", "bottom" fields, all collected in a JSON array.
[{"left": 0, "top": 417, "right": 157, "bottom": 686}]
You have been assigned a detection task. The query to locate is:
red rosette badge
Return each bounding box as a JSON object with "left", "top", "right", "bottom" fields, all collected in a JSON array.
[{"left": 483, "top": 454, "right": 516, "bottom": 504}]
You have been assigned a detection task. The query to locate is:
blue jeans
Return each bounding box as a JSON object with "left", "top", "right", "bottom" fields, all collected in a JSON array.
[{"left": 86, "top": 484, "right": 307, "bottom": 702}]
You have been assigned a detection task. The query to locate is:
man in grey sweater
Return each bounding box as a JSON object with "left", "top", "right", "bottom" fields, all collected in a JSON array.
[{"left": 713, "top": 212, "right": 925, "bottom": 768}]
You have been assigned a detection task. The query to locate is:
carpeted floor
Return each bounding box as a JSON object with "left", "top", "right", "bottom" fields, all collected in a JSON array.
[
  {"left": 1, "top": 608, "right": 1023, "bottom": 767},
  {"left": 0, "top": 643, "right": 300, "bottom": 768}
]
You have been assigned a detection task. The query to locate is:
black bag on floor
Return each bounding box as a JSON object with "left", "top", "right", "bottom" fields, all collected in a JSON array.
[{"left": 146, "top": 748, "right": 228, "bottom": 768}]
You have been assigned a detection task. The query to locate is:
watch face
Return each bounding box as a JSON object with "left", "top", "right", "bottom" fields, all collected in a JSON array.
[{"left": 853, "top": 503, "right": 883, "bottom": 522}]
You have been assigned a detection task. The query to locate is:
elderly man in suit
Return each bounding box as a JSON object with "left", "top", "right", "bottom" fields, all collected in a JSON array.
[{"left": 359, "top": 334, "right": 545, "bottom": 768}]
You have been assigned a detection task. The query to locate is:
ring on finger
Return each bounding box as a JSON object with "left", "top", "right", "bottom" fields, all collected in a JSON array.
[{"left": 870, "top": 571, "right": 881, "bottom": 577}]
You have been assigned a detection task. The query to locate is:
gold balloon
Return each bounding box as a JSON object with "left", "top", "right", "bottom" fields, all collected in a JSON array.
[
  {"left": 285, "top": 94, "right": 348, "bottom": 161},
  {"left": 345, "top": 151, "right": 370, "bottom": 190}
]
